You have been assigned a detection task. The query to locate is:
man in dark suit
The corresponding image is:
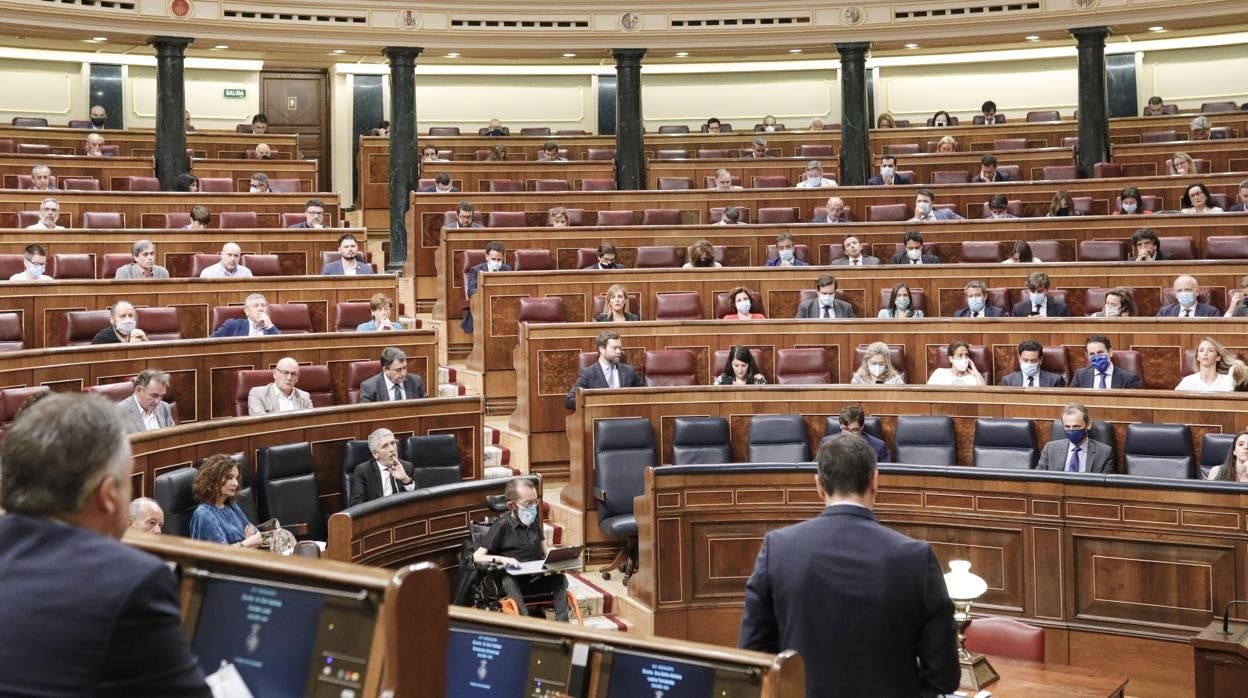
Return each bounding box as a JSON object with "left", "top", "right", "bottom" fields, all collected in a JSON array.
[
  {"left": 359, "top": 346, "right": 427, "bottom": 402},
  {"left": 889, "top": 230, "right": 941, "bottom": 265},
  {"left": 1157, "top": 275, "right": 1220, "bottom": 317},
  {"left": 1070, "top": 334, "right": 1142, "bottom": 389},
  {"left": 211, "top": 292, "right": 281, "bottom": 337},
  {"left": 1037, "top": 403, "right": 1115, "bottom": 473},
  {"left": 321, "top": 232, "right": 376, "bottom": 275},
  {"left": 739, "top": 433, "right": 959, "bottom": 697},
  {"left": 953, "top": 279, "right": 1006, "bottom": 318},
  {"left": 461, "top": 240, "right": 512, "bottom": 333},
  {"left": 1131, "top": 228, "right": 1172, "bottom": 261},
  {"left": 565, "top": 330, "right": 645, "bottom": 409},
  {"left": 417, "top": 172, "right": 459, "bottom": 193},
  {"left": 286, "top": 197, "right": 328, "bottom": 228},
  {"left": 1011, "top": 271, "right": 1070, "bottom": 317},
  {"left": 819, "top": 406, "right": 890, "bottom": 462},
  {"left": 348, "top": 428, "right": 417, "bottom": 506},
  {"left": 829, "top": 234, "right": 880, "bottom": 266},
  {"left": 1228, "top": 180, "right": 1248, "bottom": 212},
  {"left": 445, "top": 201, "right": 485, "bottom": 229},
  {"left": 583, "top": 242, "right": 621, "bottom": 270},
  {"left": 970, "top": 154, "right": 1013, "bottom": 183},
  {"left": 795, "top": 274, "right": 856, "bottom": 319},
  {"left": 1001, "top": 339, "right": 1067, "bottom": 387},
  {"left": 866, "top": 155, "right": 912, "bottom": 185},
  {"left": 0, "top": 393, "right": 209, "bottom": 696},
  {"left": 764, "top": 232, "right": 809, "bottom": 267},
  {"left": 810, "top": 196, "right": 848, "bottom": 223}
]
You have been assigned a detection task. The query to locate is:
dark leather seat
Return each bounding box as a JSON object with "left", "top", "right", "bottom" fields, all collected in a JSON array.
[
  {"left": 510, "top": 249, "right": 555, "bottom": 271},
  {"left": 63, "top": 177, "right": 101, "bottom": 191},
  {"left": 268, "top": 179, "right": 300, "bottom": 193},
  {"left": 333, "top": 302, "right": 372, "bottom": 331},
  {"left": 1124, "top": 423, "right": 1194, "bottom": 479},
  {"left": 580, "top": 178, "right": 616, "bottom": 191},
  {"left": 50, "top": 253, "right": 94, "bottom": 279},
  {"left": 218, "top": 211, "right": 258, "bottom": 228},
  {"left": 190, "top": 253, "right": 221, "bottom": 278},
  {"left": 883, "top": 143, "right": 919, "bottom": 155},
  {"left": 266, "top": 303, "right": 314, "bottom": 333},
  {"left": 1200, "top": 101, "right": 1237, "bottom": 112},
  {"left": 65, "top": 310, "right": 110, "bottom": 346},
  {"left": 346, "top": 360, "right": 381, "bottom": 404},
  {"left": 1158, "top": 237, "right": 1197, "bottom": 260},
  {"left": 633, "top": 245, "right": 678, "bottom": 268},
  {"left": 642, "top": 350, "right": 696, "bottom": 387},
  {"left": 1042, "top": 165, "right": 1079, "bottom": 180},
  {"left": 532, "top": 179, "right": 570, "bottom": 192},
  {"left": 965, "top": 617, "right": 1045, "bottom": 662},
  {"left": 256, "top": 442, "right": 325, "bottom": 539},
  {"left": 931, "top": 170, "right": 970, "bottom": 184},
  {"left": 164, "top": 212, "right": 192, "bottom": 228},
  {"left": 519, "top": 126, "right": 550, "bottom": 136},
  {"left": 1078, "top": 240, "right": 1129, "bottom": 262},
  {"left": 198, "top": 177, "right": 234, "bottom": 193},
  {"left": 595, "top": 210, "right": 635, "bottom": 226},
  {"left": 428, "top": 126, "right": 460, "bottom": 135},
  {"left": 775, "top": 348, "right": 830, "bottom": 385},
  {"left": 894, "top": 415, "right": 956, "bottom": 466},
  {"left": 656, "top": 125, "right": 689, "bottom": 134},
  {"left": 1092, "top": 162, "right": 1122, "bottom": 179},
  {"left": 153, "top": 467, "right": 199, "bottom": 538},
  {"left": 756, "top": 207, "right": 798, "bottom": 224},
  {"left": 339, "top": 439, "right": 373, "bottom": 508},
  {"left": 670, "top": 416, "right": 731, "bottom": 465},
  {"left": 487, "top": 179, "right": 524, "bottom": 193},
  {"left": 695, "top": 149, "right": 729, "bottom": 159},
  {"left": 1205, "top": 236, "right": 1248, "bottom": 260},
  {"left": 241, "top": 254, "right": 281, "bottom": 276},
  {"left": 993, "top": 138, "right": 1027, "bottom": 151},
  {"left": 658, "top": 177, "right": 694, "bottom": 190},
  {"left": 0, "top": 311, "right": 24, "bottom": 351},
  {"left": 653, "top": 149, "right": 688, "bottom": 160},
  {"left": 233, "top": 369, "right": 272, "bottom": 416},
  {"left": 12, "top": 116, "right": 49, "bottom": 126},
  {"left": 641, "top": 209, "right": 680, "bottom": 225},
  {"left": 517, "top": 296, "right": 567, "bottom": 324},
  {"left": 972, "top": 418, "right": 1038, "bottom": 469},
  {"left": 459, "top": 249, "right": 486, "bottom": 310},
  {"left": 82, "top": 211, "right": 123, "bottom": 228},
  {"left": 0, "top": 386, "right": 51, "bottom": 436},
  {"left": 654, "top": 292, "right": 702, "bottom": 320},
  {"left": 586, "top": 148, "right": 616, "bottom": 161},
  {"left": 84, "top": 380, "right": 134, "bottom": 403},
  {"left": 0, "top": 254, "right": 27, "bottom": 278},
  {"left": 400, "top": 434, "right": 462, "bottom": 487},
  {"left": 16, "top": 143, "right": 51, "bottom": 155},
  {"left": 300, "top": 365, "right": 334, "bottom": 408},
  {"left": 1200, "top": 433, "right": 1236, "bottom": 478},
  {"left": 867, "top": 203, "right": 909, "bottom": 222},
  {"left": 280, "top": 212, "right": 308, "bottom": 228},
  {"left": 1140, "top": 130, "right": 1177, "bottom": 143},
  {"left": 123, "top": 176, "right": 160, "bottom": 192},
  {"left": 959, "top": 241, "right": 1005, "bottom": 263},
  {"left": 1026, "top": 110, "right": 1060, "bottom": 122},
  {"left": 594, "top": 418, "right": 655, "bottom": 585},
  {"left": 751, "top": 175, "right": 789, "bottom": 188},
  {"left": 798, "top": 144, "right": 834, "bottom": 157},
  {"left": 747, "top": 415, "right": 808, "bottom": 463},
  {"left": 136, "top": 307, "right": 182, "bottom": 341}
]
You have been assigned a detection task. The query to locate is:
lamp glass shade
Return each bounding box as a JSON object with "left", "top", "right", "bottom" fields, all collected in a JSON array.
[{"left": 944, "top": 559, "right": 988, "bottom": 601}]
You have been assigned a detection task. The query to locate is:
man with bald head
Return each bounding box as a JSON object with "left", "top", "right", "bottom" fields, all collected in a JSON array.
[
  {"left": 128, "top": 498, "right": 164, "bottom": 534},
  {"left": 211, "top": 292, "right": 280, "bottom": 337},
  {"left": 91, "top": 300, "right": 150, "bottom": 344},
  {"left": 0, "top": 394, "right": 207, "bottom": 695},
  {"left": 348, "top": 427, "right": 417, "bottom": 506},
  {"left": 1157, "top": 275, "right": 1220, "bottom": 317},
  {"left": 813, "top": 196, "right": 848, "bottom": 223},
  {"left": 248, "top": 356, "right": 313, "bottom": 414},
  {"left": 199, "top": 242, "right": 253, "bottom": 278}
]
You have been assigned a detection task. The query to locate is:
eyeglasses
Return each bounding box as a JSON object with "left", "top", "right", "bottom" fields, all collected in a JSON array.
[
  {"left": 516, "top": 498, "right": 540, "bottom": 508},
  {"left": 274, "top": 368, "right": 299, "bottom": 378}
]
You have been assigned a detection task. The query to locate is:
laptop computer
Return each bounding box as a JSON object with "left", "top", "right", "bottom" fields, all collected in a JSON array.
[{"left": 506, "top": 545, "right": 584, "bottom": 576}]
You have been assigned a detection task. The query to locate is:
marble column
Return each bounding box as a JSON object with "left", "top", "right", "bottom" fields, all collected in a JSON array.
[
  {"left": 383, "top": 46, "right": 422, "bottom": 273},
  {"left": 146, "top": 37, "right": 192, "bottom": 190},
  {"left": 1071, "top": 27, "right": 1111, "bottom": 178},
  {"left": 835, "top": 42, "right": 872, "bottom": 186},
  {"left": 613, "top": 49, "right": 647, "bottom": 190}
]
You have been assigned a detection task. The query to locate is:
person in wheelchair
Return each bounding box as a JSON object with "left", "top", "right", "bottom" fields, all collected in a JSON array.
[{"left": 472, "top": 478, "right": 570, "bottom": 621}]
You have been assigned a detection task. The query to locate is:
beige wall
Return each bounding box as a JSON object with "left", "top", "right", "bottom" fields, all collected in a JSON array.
[
  {"left": 1141, "top": 44, "right": 1248, "bottom": 110},
  {"left": 127, "top": 66, "right": 260, "bottom": 130},
  {"left": 877, "top": 56, "right": 1079, "bottom": 124},
  {"left": 641, "top": 69, "right": 839, "bottom": 131},
  {"left": 0, "top": 57, "right": 85, "bottom": 123}
]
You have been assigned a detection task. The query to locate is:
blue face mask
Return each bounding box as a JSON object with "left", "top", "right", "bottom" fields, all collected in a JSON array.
[
  {"left": 778, "top": 249, "right": 795, "bottom": 262},
  {"left": 28, "top": 264, "right": 45, "bottom": 277},
  {"left": 518, "top": 504, "right": 537, "bottom": 526},
  {"left": 1021, "top": 361, "right": 1040, "bottom": 377},
  {"left": 1029, "top": 291, "right": 1047, "bottom": 307},
  {"left": 486, "top": 259, "right": 503, "bottom": 272},
  {"left": 1089, "top": 354, "right": 1110, "bottom": 372},
  {"left": 818, "top": 293, "right": 836, "bottom": 307},
  {"left": 1176, "top": 291, "right": 1197, "bottom": 308},
  {"left": 967, "top": 297, "right": 986, "bottom": 313},
  {"left": 880, "top": 166, "right": 894, "bottom": 178},
  {"left": 1065, "top": 429, "right": 1087, "bottom": 444}
]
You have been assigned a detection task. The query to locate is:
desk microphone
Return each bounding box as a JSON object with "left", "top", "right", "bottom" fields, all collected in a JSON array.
[{"left": 1220, "top": 600, "right": 1248, "bottom": 635}]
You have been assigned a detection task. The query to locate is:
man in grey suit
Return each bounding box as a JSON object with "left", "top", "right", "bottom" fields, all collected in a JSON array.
[
  {"left": 359, "top": 347, "right": 427, "bottom": 402},
  {"left": 1037, "top": 403, "right": 1115, "bottom": 474},
  {"left": 114, "top": 239, "right": 169, "bottom": 280},
  {"left": 320, "top": 232, "right": 376, "bottom": 275},
  {"left": 829, "top": 235, "right": 880, "bottom": 266},
  {"left": 739, "top": 434, "right": 959, "bottom": 696},
  {"left": 117, "top": 369, "right": 175, "bottom": 435},
  {"left": 795, "top": 274, "right": 856, "bottom": 319},
  {"left": 247, "top": 357, "right": 314, "bottom": 415},
  {"left": 1000, "top": 340, "right": 1067, "bottom": 387}
]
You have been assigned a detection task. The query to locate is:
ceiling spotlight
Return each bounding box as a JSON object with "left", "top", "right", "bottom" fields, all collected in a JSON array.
[
  {"left": 331, "top": 49, "right": 346, "bottom": 54},
  {"left": 562, "top": 52, "right": 576, "bottom": 58},
  {"left": 675, "top": 51, "right": 689, "bottom": 57},
  {"left": 904, "top": 43, "right": 919, "bottom": 49},
  {"left": 91, "top": 36, "right": 108, "bottom": 42},
  {"left": 213, "top": 45, "right": 229, "bottom": 50},
  {"left": 789, "top": 48, "right": 802, "bottom": 54},
  {"left": 1148, "top": 26, "right": 1165, "bottom": 32},
  {"left": 1025, "top": 35, "right": 1040, "bottom": 41},
  {"left": 445, "top": 52, "right": 460, "bottom": 58}
]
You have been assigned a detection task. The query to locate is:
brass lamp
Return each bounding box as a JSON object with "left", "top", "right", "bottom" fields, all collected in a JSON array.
[{"left": 943, "top": 559, "right": 999, "bottom": 689}]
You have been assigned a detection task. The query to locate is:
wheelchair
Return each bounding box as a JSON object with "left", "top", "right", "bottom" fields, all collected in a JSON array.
[{"left": 451, "top": 494, "right": 583, "bottom": 624}]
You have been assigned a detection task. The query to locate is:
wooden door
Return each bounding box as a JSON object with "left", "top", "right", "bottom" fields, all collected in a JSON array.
[{"left": 260, "top": 69, "right": 330, "bottom": 192}]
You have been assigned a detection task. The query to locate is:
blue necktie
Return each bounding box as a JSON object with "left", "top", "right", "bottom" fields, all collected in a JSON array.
[
  {"left": 1097, "top": 373, "right": 1108, "bottom": 389},
  {"left": 1067, "top": 446, "right": 1081, "bottom": 473}
]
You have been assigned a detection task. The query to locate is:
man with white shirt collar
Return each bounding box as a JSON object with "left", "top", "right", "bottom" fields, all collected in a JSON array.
[
  {"left": 9, "top": 244, "right": 53, "bottom": 281},
  {"left": 347, "top": 428, "right": 417, "bottom": 506},
  {"left": 795, "top": 160, "right": 838, "bottom": 188},
  {"left": 210, "top": 293, "right": 280, "bottom": 338},
  {"left": 1070, "top": 334, "right": 1142, "bottom": 389},
  {"left": 321, "top": 233, "right": 375, "bottom": 275},
  {"left": 953, "top": 280, "right": 1005, "bottom": 318},
  {"left": 84, "top": 132, "right": 106, "bottom": 157},
  {"left": 286, "top": 199, "right": 326, "bottom": 229},
  {"left": 866, "top": 156, "right": 911, "bottom": 186},
  {"left": 247, "top": 357, "right": 313, "bottom": 415},
  {"left": 795, "top": 275, "right": 855, "bottom": 319},
  {"left": 1157, "top": 275, "right": 1220, "bottom": 317},
  {"left": 29, "top": 164, "right": 56, "bottom": 191},
  {"left": 117, "top": 369, "right": 175, "bottom": 434},
  {"left": 1036, "top": 403, "right": 1115, "bottom": 473},
  {"left": 564, "top": 330, "right": 645, "bottom": 410},
  {"left": 909, "top": 189, "right": 964, "bottom": 222},
  {"left": 199, "top": 242, "right": 252, "bottom": 278},
  {"left": 26, "top": 199, "right": 64, "bottom": 230},
  {"left": 830, "top": 235, "right": 879, "bottom": 266},
  {"left": 358, "top": 347, "right": 427, "bottom": 402}
]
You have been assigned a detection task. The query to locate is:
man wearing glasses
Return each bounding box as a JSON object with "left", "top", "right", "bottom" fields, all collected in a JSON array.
[
  {"left": 247, "top": 356, "right": 313, "bottom": 415},
  {"left": 286, "top": 198, "right": 327, "bottom": 229},
  {"left": 473, "top": 477, "right": 570, "bottom": 621}
]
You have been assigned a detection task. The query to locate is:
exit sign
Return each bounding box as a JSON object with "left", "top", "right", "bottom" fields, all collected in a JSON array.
[{"left": 223, "top": 88, "right": 246, "bottom": 99}]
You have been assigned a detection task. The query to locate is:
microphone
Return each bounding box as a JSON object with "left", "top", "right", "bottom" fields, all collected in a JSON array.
[{"left": 1221, "top": 600, "right": 1248, "bottom": 635}]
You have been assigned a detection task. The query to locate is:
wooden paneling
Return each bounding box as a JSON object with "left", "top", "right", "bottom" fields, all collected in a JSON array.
[
  {"left": 0, "top": 125, "right": 299, "bottom": 160},
  {"left": 0, "top": 329, "right": 435, "bottom": 421},
  {"left": 190, "top": 158, "right": 319, "bottom": 194},
  {"left": 0, "top": 274, "right": 397, "bottom": 349},
  {"left": 129, "top": 397, "right": 484, "bottom": 516},
  {"left": 0, "top": 191, "right": 340, "bottom": 231},
  {"left": 0, "top": 153, "right": 152, "bottom": 189}
]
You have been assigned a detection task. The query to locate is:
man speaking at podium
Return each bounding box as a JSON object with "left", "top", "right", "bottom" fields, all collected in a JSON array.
[{"left": 739, "top": 433, "right": 959, "bottom": 696}]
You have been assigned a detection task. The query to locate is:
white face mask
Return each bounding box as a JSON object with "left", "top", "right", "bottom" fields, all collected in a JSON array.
[
  {"left": 952, "top": 356, "right": 971, "bottom": 372},
  {"left": 115, "top": 319, "right": 136, "bottom": 335},
  {"left": 916, "top": 201, "right": 932, "bottom": 215},
  {"left": 486, "top": 259, "right": 503, "bottom": 272},
  {"left": 1102, "top": 306, "right": 1120, "bottom": 318},
  {"left": 906, "top": 248, "right": 922, "bottom": 261},
  {"left": 818, "top": 293, "right": 836, "bottom": 307},
  {"left": 869, "top": 363, "right": 886, "bottom": 377},
  {"left": 880, "top": 166, "right": 894, "bottom": 178},
  {"left": 735, "top": 300, "right": 753, "bottom": 315}
]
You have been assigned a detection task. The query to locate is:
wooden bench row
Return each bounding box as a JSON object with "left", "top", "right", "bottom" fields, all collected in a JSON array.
[
  {"left": 0, "top": 125, "right": 299, "bottom": 160},
  {"left": 0, "top": 190, "right": 340, "bottom": 230},
  {"left": 0, "top": 153, "right": 319, "bottom": 193}
]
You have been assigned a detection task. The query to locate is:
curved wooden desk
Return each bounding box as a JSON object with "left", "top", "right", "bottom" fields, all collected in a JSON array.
[{"left": 130, "top": 396, "right": 484, "bottom": 516}]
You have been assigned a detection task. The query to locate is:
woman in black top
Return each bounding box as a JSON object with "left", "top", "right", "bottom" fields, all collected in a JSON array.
[
  {"left": 595, "top": 284, "right": 639, "bottom": 322},
  {"left": 714, "top": 345, "right": 767, "bottom": 385}
]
